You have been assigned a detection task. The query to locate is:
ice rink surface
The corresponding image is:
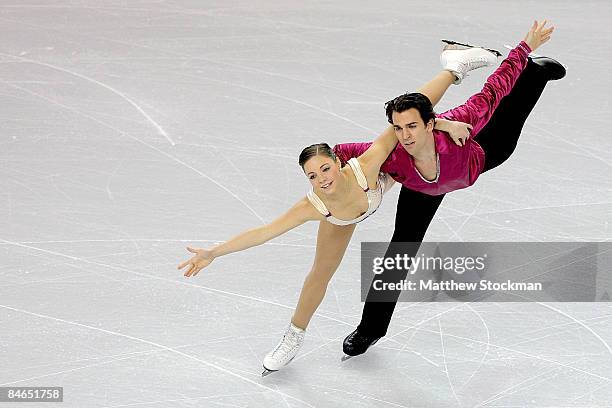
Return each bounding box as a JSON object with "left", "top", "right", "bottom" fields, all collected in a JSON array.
[{"left": 1, "top": 1, "right": 611, "bottom": 406}]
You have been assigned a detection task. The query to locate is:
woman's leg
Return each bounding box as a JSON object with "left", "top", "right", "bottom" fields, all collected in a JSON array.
[
  {"left": 475, "top": 59, "right": 550, "bottom": 172},
  {"left": 291, "top": 221, "right": 356, "bottom": 329},
  {"left": 416, "top": 71, "right": 456, "bottom": 107}
]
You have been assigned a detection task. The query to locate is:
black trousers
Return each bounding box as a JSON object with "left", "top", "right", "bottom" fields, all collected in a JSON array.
[{"left": 357, "top": 60, "right": 549, "bottom": 337}]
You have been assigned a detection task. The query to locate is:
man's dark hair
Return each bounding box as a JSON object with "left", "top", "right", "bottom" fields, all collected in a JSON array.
[
  {"left": 298, "top": 143, "right": 337, "bottom": 169},
  {"left": 385, "top": 92, "right": 436, "bottom": 125}
]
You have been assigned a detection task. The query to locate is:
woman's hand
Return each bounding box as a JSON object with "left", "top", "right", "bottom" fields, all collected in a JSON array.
[
  {"left": 446, "top": 121, "right": 473, "bottom": 147},
  {"left": 178, "top": 246, "right": 215, "bottom": 277},
  {"left": 524, "top": 20, "right": 554, "bottom": 52}
]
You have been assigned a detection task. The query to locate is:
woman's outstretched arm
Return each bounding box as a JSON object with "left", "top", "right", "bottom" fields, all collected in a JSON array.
[{"left": 178, "top": 198, "right": 319, "bottom": 277}]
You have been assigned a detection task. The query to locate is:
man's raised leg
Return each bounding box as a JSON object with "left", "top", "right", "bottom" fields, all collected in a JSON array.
[{"left": 476, "top": 56, "right": 565, "bottom": 172}]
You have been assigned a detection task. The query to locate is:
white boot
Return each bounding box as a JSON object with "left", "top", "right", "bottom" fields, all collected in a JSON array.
[
  {"left": 441, "top": 44, "right": 499, "bottom": 84},
  {"left": 262, "top": 323, "right": 305, "bottom": 372}
]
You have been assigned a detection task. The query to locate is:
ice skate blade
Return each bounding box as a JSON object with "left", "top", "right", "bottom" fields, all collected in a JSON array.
[
  {"left": 262, "top": 367, "right": 276, "bottom": 377},
  {"left": 442, "top": 39, "right": 502, "bottom": 57},
  {"left": 341, "top": 354, "right": 354, "bottom": 362},
  {"left": 261, "top": 354, "right": 296, "bottom": 376}
]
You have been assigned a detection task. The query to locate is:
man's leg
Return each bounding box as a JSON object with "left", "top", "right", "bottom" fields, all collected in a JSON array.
[
  {"left": 344, "top": 186, "right": 445, "bottom": 355},
  {"left": 475, "top": 57, "right": 564, "bottom": 172}
]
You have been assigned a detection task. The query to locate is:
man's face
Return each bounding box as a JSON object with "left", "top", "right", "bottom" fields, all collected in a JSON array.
[{"left": 391, "top": 108, "right": 434, "bottom": 155}]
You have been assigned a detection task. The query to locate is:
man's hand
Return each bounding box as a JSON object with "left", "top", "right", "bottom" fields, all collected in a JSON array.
[{"left": 524, "top": 20, "right": 554, "bottom": 52}]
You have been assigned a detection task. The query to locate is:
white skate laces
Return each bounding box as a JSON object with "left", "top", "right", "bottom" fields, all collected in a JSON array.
[
  {"left": 440, "top": 46, "right": 499, "bottom": 84},
  {"left": 263, "top": 323, "right": 305, "bottom": 372}
]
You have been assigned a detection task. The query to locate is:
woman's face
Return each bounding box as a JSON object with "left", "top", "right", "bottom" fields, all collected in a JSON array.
[{"left": 303, "top": 155, "right": 342, "bottom": 194}]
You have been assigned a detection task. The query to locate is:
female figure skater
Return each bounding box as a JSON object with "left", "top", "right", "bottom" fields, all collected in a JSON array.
[{"left": 177, "top": 45, "right": 494, "bottom": 373}]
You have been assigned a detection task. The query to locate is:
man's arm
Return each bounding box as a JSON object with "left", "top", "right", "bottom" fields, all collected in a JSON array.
[
  {"left": 440, "top": 41, "right": 532, "bottom": 135},
  {"left": 333, "top": 141, "right": 373, "bottom": 165}
]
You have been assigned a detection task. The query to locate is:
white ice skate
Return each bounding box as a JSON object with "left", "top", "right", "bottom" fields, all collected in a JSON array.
[
  {"left": 442, "top": 39, "right": 502, "bottom": 57},
  {"left": 440, "top": 40, "right": 500, "bottom": 84},
  {"left": 262, "top": 323, "right": 305, "bottom": 376}
]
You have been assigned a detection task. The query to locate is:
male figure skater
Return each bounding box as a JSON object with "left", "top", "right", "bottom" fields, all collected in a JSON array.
[{"left": 332, "top": 21, "right": 566, "bottom": 356}]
